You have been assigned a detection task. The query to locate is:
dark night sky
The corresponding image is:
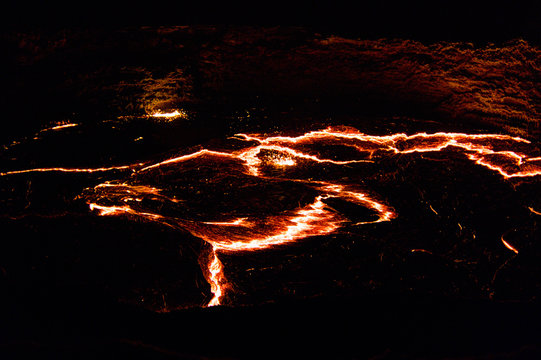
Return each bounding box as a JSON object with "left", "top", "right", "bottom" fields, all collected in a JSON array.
[{"left": 2, "top": 1, "right": 540, "bottom": 44}]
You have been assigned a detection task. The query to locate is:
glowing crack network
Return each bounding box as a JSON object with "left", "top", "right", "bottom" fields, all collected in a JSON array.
[{"left": 2, "top": 126, "right": 541, "bottom": 306}]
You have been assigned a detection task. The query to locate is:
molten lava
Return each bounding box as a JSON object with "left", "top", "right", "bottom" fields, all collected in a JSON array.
[
  {"left": 2, "top": 126, "right": 540, "bottom": 306},
  {"left": 0, "top": 164, "right": 138, "bottom": 176},
  {"left": 43, "top": 123, "right": 79, "bottom": 131},
  {"left": 149, "top": 110, "right": 187, "bottom": 120},
  {"left": 207, "top": 248, "right": 226, "bottom": 306},
  {"left": 500, "top": 236, "right": 519, "bottom": 254}
]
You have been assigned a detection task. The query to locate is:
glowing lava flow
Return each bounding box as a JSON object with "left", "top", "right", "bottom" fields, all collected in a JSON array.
[
  {"left": 42, "top": 123, "right": 79, "bottom": 131},
  {"left": 195, "top": 195, "right": 344, "bottom": 252},
  {"left": 501, "top": 236, "right": 519, "bottom": 254},
  {"left": 139, "top": 149, "right": 234, "bottom": 172},
  {"left": 207, "top": 248, "right": 226, "bottom": 306},
  {"left": 235, "top": 128, "right": 541, "bottom": 178},
  {"left": 180, "top": 184, "right": 396, "bottom": 305},
  {"left": 149, "top": 110, "right": 187, "bottom": 120},
  {"left": 3, "top": 126, "right": 540, "bottom": 307},
  {"left": 89, "top": 203, "right": 163, "bottom": 219},
  {"left": 0, "top": 164, "right": 140, "bottom": 176}
]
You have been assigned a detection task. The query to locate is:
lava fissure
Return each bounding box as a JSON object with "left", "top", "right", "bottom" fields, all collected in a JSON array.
[
  {"left": 0, "top": 164, "right": 140, "bottom": 176},
  {"left": 500, "top": 235, "right": 519, "bottom": 254},
  {"left": 207, "top": 247, "right": 227, "bottom": 306}
]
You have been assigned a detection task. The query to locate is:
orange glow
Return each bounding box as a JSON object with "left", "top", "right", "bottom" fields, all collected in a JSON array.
[
  {"left": 411, "top": 249, "right": 434, "bottom": 255},
  {"left": 270, "top": 155, "right": 296, "bottom": 166},
  {"left": 501, "top": 236, "right": 519, "bottom": 254},
  {"left": 198, "top": 195, "right": 342, "bottom": 252},
  {"left": 235, "top": 127, "right": 541, "bottom": 179},
  {"left": 139, "top": 149, "right": 235, "bottom": 172},
  {"left": 89, "top": 202, "right": 164, "bottom": 220},
  {"left": 207, "top": 247, "right": 226, "bottom": 306},
  {"left": 132, "top": 127, "right": 541, "bottom": 180},
  {"left": 42, "top": 123, "right": 79, "bottom": 131},
  {"left": 4, "top": 126, "right": 539, "bottom": 307},
  {"left": 0, "top": 164, "right": 140, "bottom": 176},
  {"left": 235, "top": 142, "right": 373, "bottom": 176},
  {"left": 93, "top": 182, "right": 182, "bottom": 203},
  {"left": 528, "top": 207, "right": 541, "bottom": 216},
  {"left": 203, "top": 218, "right": 249, "bottom": 226},
  {"left": 149, "top": 110, "right": 187, "bottom": 120}
]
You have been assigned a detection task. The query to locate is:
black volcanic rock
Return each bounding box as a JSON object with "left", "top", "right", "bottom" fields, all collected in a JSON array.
[
  {"left": 2, "top": 27, "right": 541, "bottom": 142},
  {"left": 198, "top": 29, "right": 541, "bottom": 139}
]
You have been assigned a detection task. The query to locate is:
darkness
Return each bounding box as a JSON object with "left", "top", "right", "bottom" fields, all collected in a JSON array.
[{"left": 3, "top": 1, "right": 540, "bottom": 44}]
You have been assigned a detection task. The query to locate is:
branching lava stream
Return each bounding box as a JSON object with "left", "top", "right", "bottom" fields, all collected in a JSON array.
[{"left": 2, "top": 126, "right": 541, "bottom": 307}]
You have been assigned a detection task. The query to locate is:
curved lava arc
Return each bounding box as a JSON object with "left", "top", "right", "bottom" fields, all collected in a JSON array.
[
  {"left": 86, "top": 179, "right": 396, "bottom": 306},
  {"left": 2, "top": 126, "right": 541, "bottom": 307}
]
